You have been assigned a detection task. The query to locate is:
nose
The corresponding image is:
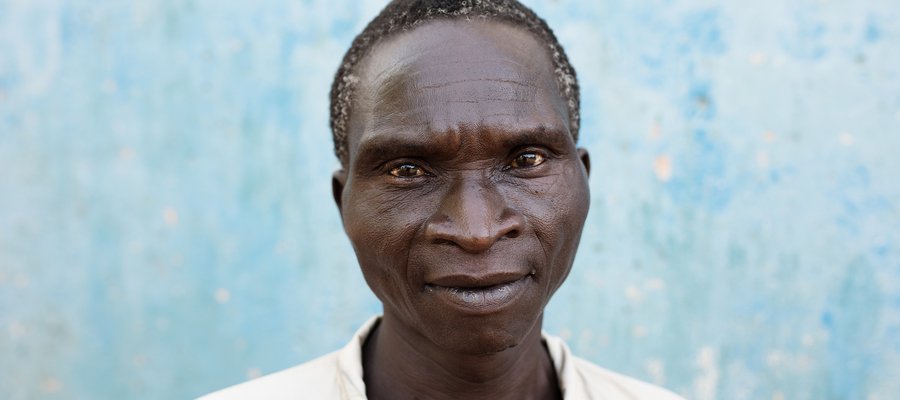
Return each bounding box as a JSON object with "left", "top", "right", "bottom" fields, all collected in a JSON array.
[{"left": 424, "top": 176, "right": 524, "bottom": 253}]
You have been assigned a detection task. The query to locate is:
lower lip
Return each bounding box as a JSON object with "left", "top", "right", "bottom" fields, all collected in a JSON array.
[{"left": 425, "top": 276, "right": 530, "bottom": 313}]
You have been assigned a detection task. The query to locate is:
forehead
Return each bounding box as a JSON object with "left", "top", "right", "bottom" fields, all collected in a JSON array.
[{"left": 347, "top": 19, "right": 569, "bottom": 163}]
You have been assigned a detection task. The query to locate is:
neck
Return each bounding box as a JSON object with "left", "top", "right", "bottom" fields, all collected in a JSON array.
[{"left": 362, "top": 314, "right": 562, "bottom": 400}]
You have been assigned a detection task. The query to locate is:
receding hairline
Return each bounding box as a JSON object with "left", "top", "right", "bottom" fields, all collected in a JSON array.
[
  {"left": 359, "top": 18, "right": 559, "bottom": 83},
  {"left": 330, "top": 0, "right": 581, "bottom": 166},
  {"left": 345, "top": 18, "right": 568, "bottom": 149}
]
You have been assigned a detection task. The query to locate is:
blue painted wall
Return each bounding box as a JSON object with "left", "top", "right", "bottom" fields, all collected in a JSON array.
[{"left": 1, "top": 1, "right": 898, "bottom": 399}]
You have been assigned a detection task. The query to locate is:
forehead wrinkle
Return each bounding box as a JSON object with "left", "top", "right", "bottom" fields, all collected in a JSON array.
[
  {"left": 416, "top": 57, "right": 531, "bottom": 69},
  {"left": 367, "top": 73, "right": 547, "bottom": 135},
  {"left": 348, "top": 19, "right": 572, "bottom": 164},
  {"left": 414, "top": 77, "right": 539, "bottom": 91}
]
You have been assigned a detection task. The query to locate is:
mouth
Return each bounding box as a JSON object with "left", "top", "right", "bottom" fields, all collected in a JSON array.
[{"left": 424, "top": 272, "right": 533, "bottom": 313}]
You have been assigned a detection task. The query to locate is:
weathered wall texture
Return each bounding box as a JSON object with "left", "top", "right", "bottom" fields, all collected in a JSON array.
[{"left": 1, "top": 0, "right": 898, "bottom": 399}]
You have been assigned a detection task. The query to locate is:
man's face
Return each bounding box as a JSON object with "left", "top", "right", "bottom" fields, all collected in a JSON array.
[{"left": 333, "top": 20, "right": 590, "bottom": 355}]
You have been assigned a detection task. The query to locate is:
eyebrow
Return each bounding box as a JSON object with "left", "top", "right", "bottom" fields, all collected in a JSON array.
[
  {"left": 353, "top": 132, "right": 445, "bottom": 170},
  {"left": 497, "top": 126, "right": 572, "bottom": 152},
  {"left": 352, "top": 125, "right": 573, "bottom": 170}
]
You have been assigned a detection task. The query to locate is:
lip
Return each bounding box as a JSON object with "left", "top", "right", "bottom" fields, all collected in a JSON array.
[
  {"left": 426, "top": 271, "right": 529, "bottom": 288},
  {"left": 425, "top": 274, "right": 532, "bottom": 314}
]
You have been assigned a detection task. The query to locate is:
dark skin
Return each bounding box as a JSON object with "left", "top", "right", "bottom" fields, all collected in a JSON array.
[{"left": 332, "top": 20, "right": 591, "bottom": 400}]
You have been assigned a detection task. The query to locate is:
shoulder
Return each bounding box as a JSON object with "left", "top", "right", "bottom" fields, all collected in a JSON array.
[
  {"left": 197, "top": 317, "right": 377, "bottom": 400},
  {"left": 196, "top": 351, "right": 342, "bottom": 400},
  {"left": 543, "top": 332, "right": 684, "bottom": 400},
  {"left": 569, "top": 355, "right": 686, "bottom": 400}
]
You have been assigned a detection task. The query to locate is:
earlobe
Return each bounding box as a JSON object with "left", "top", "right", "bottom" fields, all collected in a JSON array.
[
  {"left": 577, "top": 147, "right": 591, "bottom": 177},
  {"left": 332, "top": 169, "right": 347, "bottom": 221}
]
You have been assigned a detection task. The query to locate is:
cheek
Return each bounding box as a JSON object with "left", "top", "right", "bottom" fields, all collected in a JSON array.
[
  {"left": 511, "top": 168, "right": 589, "bottom": 286},
  {"left": 343, "top": 185, "right": 435, "bottom": 297},
  {"left": 345, "top": 188, "right": 432, "bottom": 253}
]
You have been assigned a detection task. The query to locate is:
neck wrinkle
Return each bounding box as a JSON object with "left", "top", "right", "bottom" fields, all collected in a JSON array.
[{"left": 365, "top": 313, "right": 555, "bottom": 400}]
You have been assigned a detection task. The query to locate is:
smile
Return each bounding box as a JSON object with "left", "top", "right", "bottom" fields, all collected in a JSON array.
[{"left": 424, "top": 274, "right": 532, "bottom": 313}]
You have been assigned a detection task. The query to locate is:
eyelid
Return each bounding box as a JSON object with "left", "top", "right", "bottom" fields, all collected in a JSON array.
[
  {"left": 383, "top": 159, "right": 431, "bottom": 177},
  {"left": 505, "top": 146, "right": 553, "bottom": 169}
]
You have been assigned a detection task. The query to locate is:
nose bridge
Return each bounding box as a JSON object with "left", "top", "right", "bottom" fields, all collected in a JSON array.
[{"left": 426, "top": 171, "right": 522, "bottom": 252}]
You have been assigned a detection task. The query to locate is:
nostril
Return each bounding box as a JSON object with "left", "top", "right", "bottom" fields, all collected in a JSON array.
[
  {"left": 424, "top": 187, "right": 525, "bottom": 251},
  {"left": 497, "top": 208, "right": 525, "bottom": 241},
  {"left": 503, "top": 228, "right": 521, "bottom": 240},
  {"left": 433, "top": 238, "right": 455, "bottom": 246}
]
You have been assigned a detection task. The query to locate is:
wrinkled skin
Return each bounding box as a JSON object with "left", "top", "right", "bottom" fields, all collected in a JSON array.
[{"left": 332, "top": 19, "right": 590, "bottom": 400}]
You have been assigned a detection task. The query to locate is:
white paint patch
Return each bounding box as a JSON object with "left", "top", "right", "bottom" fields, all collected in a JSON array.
[
  {"left": 130, "top": 1, "right": 155, "bottom": 27},
  {"left": 578, "top": 329, "right": 594, "bottom": 349},
  {"left": 596, "top": 334, "right": 611, "bottom": 348},
  {"left": 101, "top": 79, "right": 118, "bottom": 94},
  {"left": 632, "top": 325, "right": 647, "bottom": 338},
  {"left": 645, "top": 278, "right": 666, "bottom": 291},
  {"left": 133, "top": 354, "right": 147, "bottom": 367},
  {"left": 2, "top": 1, "right": 62, "bottom": 97},
  {"left": 119, "top": 148, "right": 136, "bottom": 161},
  {"left": 163, "top": 208, "right": 179, "bottom": 227},
  {"left": 215, "top": 288, "right": 231, "bottom": 304},
  {"left": 756, "top": 151, "right": 770, "bottom": 169},
  {"left": 839, "top": 132, "right": 855, "bottom": 146},
  {"left": 766, "top": 350, "right": 785, "bottom": 367},
  {"left": 802, "top": 334, "right": 815, "bottom": 347},
  {"left": 625, "top": 285, "right": 644, "bottom": 303},
  {"left": 8, "top": 321, "right": 26, "bottom": 339},
  {"left": 750, "top": 51, "right": 768, "bottom": 65},
  {"left": 247, "top": 367, "right": 262, "bottom": 379},
  {"left": 693, "top": 346, "right": 719, "bottom": 400},
  {"left": 155, "top": 317, "right": 170, "bottom": 332},
  {"left": 647, "top": 358, "right": 665, "bottom": 385},
  {"left": 648, "top": 123, "right": 662, "bottom": 140},
  {"left": 275, "top": 240, "right": 290, "bottom": 255},
  {"left": 41, "top": 377, "right": 63, "bottom": 394},
  {"left": 219, "top": 38, "right": 245, "bottom": 56},
  {"left": 14, "top": 273, "right": 29, "bottom": 288}
]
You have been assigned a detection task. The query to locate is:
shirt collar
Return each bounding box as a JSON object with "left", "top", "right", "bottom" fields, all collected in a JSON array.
[{"left": 334, "top": 316, "right": 578, "bottom": 399}]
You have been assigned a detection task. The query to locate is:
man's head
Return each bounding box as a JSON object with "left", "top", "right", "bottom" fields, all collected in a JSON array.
[{"left": 331, "top": 0, "right": 590, "bottom": 356}]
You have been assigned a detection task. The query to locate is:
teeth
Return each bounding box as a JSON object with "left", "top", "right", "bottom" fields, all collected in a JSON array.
[{"left": 463, "top": 290, "right": 479, "bottom": 303}]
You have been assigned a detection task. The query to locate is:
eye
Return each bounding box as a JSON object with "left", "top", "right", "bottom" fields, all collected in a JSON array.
[
  {"left": 389, "top": 163, "right": 426, "bottom": 178},
  {"left": 509, "top": 151, "right": 546, "bottom": 169}
]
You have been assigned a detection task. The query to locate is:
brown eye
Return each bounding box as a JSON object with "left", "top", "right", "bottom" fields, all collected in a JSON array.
[
  {"left": 510, "top": 152, "right": 546, "bottom": 169},
  {"left": 389, "top": 164, "right": 425, "bottom": 177}
]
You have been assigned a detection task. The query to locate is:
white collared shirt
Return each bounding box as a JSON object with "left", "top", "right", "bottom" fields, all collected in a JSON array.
[{"left": 199, "top": 317, "right": 685, "bottom": 399}]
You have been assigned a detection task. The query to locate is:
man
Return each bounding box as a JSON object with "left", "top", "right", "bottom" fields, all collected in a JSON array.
[{"left": 202, "top": 1, "right": 684, "bottom": 399}]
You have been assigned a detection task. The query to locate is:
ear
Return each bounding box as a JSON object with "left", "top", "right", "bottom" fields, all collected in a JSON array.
[
  {"left": 576, "top": 147, "right": 591, "bottom": 177},
  {"left": 332, "top": 169, "right": 347, "bottom": 222}
]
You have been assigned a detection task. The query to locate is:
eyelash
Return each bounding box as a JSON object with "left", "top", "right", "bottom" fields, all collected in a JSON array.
[
  {"left": 384, "top": 160, "right": 431, "bottom": 179},
  {"left": 388, "top": 163, "right": 428, "bottom": 178},
  {"left": 382, "top": 148, "right": 552, "bottom": 179},
  {"left": 506, "top": 149, "right": 549, "bottom": 170}
]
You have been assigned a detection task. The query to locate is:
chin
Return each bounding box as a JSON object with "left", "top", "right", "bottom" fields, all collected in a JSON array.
[{"left": 422, "top": 312, "right": 541, "bottom": 356}]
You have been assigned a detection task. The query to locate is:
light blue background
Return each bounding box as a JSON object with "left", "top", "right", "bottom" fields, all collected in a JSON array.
[{"left": 2, "top": 1, "right": 898, "bottom": 399}]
